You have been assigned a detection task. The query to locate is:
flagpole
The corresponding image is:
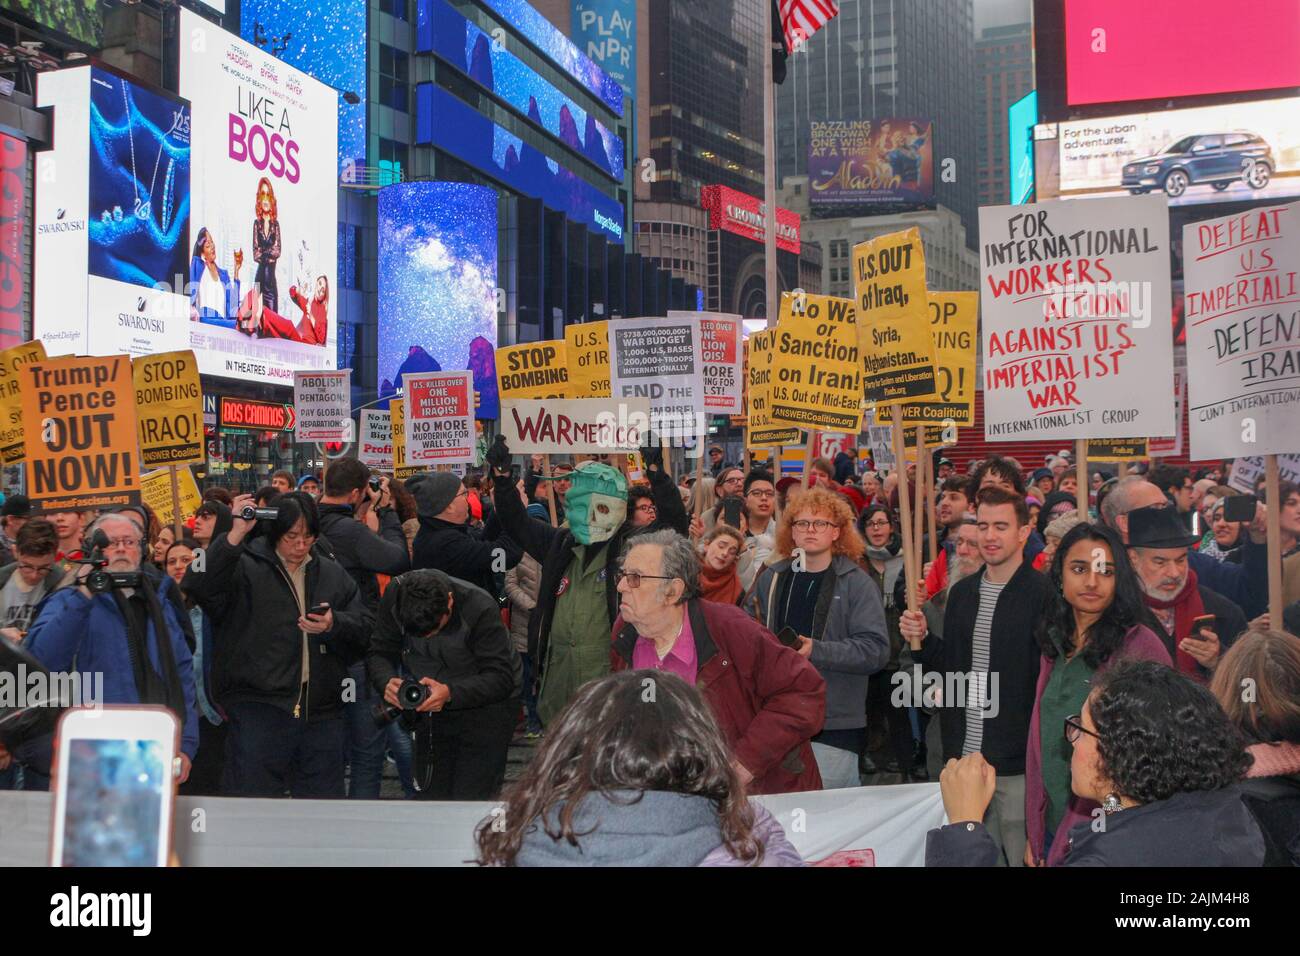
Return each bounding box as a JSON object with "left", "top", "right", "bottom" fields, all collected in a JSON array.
[{"left": 764, "top": 0, "right": 779, "bottom": 329}]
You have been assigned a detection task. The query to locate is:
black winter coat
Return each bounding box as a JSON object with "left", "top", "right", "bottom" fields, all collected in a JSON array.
[
  {"left": 1238, "top": 773, "right": 1300, "bottom": 866},
  {"left": 318, "top": 503, "right": 410, "bottom": 611},
  {"left": 410, "top": 512, "right": 521, "bottom": 598},
  {"left": 182, "top": 532, "right": 373, "bottom": 719}
]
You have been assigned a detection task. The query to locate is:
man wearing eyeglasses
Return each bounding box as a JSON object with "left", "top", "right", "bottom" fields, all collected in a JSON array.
[{"left": 0, "top": 517, "right": 59, "bottom": 641}]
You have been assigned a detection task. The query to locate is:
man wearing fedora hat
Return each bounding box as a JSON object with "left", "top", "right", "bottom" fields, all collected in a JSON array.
[{"left": 1126, "top": 504, "right": 1248, "bottom": 683}]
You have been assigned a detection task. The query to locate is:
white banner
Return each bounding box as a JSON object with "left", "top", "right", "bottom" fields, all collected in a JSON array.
[
  {"left": 670, "top": 310, "right": 743, "bottom": 415},
  {"left": 179, "top": 8, "right": 338, "bottom": 386},
  {"left": 358, "top": 408, "right": 393, "bottom": 469},
  {"left": 1228, "top": 454, "right": 1300, "bottom": 494},
  {"left": 294, "top": 369, "right": 351, "bottom": 442},
  {"left": 979, "top": 195, "right": 1174, "bottom": 442},
  {"left": 609, "top": 315, "right": 704, "bottom": 442},
  {"left": 500, "top": 397, "right": 650, "bottom": 455},
  {"left": 404, "top": 371, "right": 475, "bottom": 466},
  {"left": 1183, "top": 204, "right": 1300, "bottom": 459}
]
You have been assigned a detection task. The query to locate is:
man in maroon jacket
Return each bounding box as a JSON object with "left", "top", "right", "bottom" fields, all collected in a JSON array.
[{"left": 609, "top": 530, "right": 826, "bottom": 794}]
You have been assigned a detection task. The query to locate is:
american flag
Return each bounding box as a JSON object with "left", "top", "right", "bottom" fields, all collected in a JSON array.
[{"left": 778, "top": 0, "right": 840, "bottom": 51}]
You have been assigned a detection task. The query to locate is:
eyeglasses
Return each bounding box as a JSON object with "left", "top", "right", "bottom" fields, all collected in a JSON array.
[
  {"left": 746, "top": 489, "right": 776, "bottom": 499},
  {"left": 634, "top": 504, "right": 657, "bottom": 514},
  {"left": 721, "top": 476, "right": 744, "bottom": 486},
  {"left": 1064, "top": 714, "right": 1099, "bottom": 744},
  {"left": 615, "top": 569, "right": 674, "bottom": 588},
  {"left": 17, "top": 561, "right": 55, "bottom": 575},
  {"left": 791, "top": 519, "right": 836, "bottom": 532},
  {"left": 864, "top": 519, "right": 891, "bottom": 529},
  {"left": 105, "top": 537, "right": 142, "bottom": 549}
]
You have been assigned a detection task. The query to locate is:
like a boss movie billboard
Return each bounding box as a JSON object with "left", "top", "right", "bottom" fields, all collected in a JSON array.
[{"left": 179, "top": 8, "right": 338, "bottom": 385}]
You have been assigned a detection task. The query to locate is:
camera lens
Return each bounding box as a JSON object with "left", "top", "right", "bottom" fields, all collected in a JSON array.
[{"left": 399, "top": 679, "right": 430, "bottom": 709}]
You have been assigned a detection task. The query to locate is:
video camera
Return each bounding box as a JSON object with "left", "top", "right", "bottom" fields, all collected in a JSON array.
[
  {"left": 79, "top": 530, "right": 143, "bottom": 594},
  {"left": 371, "top": 678, "right": 431, "bottom": 728},
  {"left": 239, "top": 506, "right": 280, "bottom": 522}
]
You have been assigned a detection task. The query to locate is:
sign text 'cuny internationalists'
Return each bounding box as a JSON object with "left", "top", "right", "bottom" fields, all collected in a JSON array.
[{"left": 404, "top": 371, "right": 475, "bottom": 465}]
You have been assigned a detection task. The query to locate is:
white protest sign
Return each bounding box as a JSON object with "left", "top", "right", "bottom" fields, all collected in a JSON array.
[
  {"left": 1149, "top": 370, "right": 1185, "bottom": 458},
  {"left": 979, "top": 195, "right": 1174, "bottom": 442},
  {"left": 403, "top": 371, "right": 475, "bottom": 466},
  {"left": 294, "top": 370, "right": 352, "bottom": 442},
  {"left": 358, "top": 408, "right": 393, "bottom": 470},
  {"left": 1228, "top": 454, "right": 1300, "bottom": 494},
  {"left": 500, "top": 397, "right": 651, "bottom": 455},
  {"left": 670, "top": 310, "right": 742, "bottom": 415},
  {"left": 609, "top": 315, "right": 705, "bottom": 442},
  {"left": 1183, "top": 204, "right": 1300, "bottom": 459}
]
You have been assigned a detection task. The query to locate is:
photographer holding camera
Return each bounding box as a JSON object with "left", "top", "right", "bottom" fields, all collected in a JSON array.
[
  {"left": 26, "top": 512, "right": 199, "bottom": 784},
  {"left": 368, "top": 568, "right": 520, "bottom": 800},
  {"left": 182, "top": 491, "right": 373, "bottom": 798}
]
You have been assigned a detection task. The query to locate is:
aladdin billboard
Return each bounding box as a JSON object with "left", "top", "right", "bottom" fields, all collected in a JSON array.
[{"left": 808, "top": 119, "right": 935, "bottom": 210}]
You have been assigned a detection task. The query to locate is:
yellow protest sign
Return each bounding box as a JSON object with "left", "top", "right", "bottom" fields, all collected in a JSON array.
[
  {"left": 745, "top": 329, "right": 801, "bottom": 448},
  {"left": 878, "top": 292, "right": 977, "bottom": 434},
  {"left": 133, "top": 350, "right": 204, "bottom": 467},
  {"left": 770, "top": 292, "right": 864, "bottom": 433},
  {"left": 140, "top": 467, "right": 202, "bottom": 527},
  {"left": 21, "top": 354, "right": 140, "bottom": 511},
  {"left": 388, "top": 399, "right": 420, "bottom": 480},
  {"left": 1087, "top": 438, "right": 1150, "bottom": 462},
  {"left": 0, "top": 340, "right": 46, "bottom": 464},
  {"left": 853, "top": 227, "right": 938, "bottom": 403},
  {"left": 496, "top": 341, "right": 570, "bottom": 400},
  {"left": 565, "top": 321, "right": 611, "bottom": 398}
]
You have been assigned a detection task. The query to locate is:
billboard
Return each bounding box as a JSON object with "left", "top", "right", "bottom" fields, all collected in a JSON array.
[
  {"left": 573, "top": 0, "right": 636, "bottom": 92},
  {"left": 239, "top": 0, "right": 368, "bottom": 170},
  {"left": 1033, "top": 95, "right": 1300, "bottom": 208},
  {"left": 700, "top": 185, "right": 800, "bottom": 254},
  {"left": 178, "top": 7, "right": 339, "bottom": 385},
  {"left": 0, "top": 134, "right": 27, "bottom": 346},
  {"left": 421, "top": 0, "right": 623, "bottom": 182},
  {"left": 1064, "top": 0, "right": 1300, "bottom": 106},
  {"left": 34, "top": 66, "right": 192, "bottom": 359},
  {"left": 1008, "top": 92, "right": 1037, "bottom": 205},
  {"left": 377, "top": 182, "right": 499, "bottom": 420},
  {"left": 808, "top": 119, "right": 934, "bottom": 210}
]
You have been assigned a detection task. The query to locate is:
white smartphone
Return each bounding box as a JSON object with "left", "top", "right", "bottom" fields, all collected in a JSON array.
[{"left": 49, "top": 706, "right": 179, "bottom": 867}]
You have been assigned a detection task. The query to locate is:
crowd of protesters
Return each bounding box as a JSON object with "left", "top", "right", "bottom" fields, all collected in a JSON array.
[{"left": 0, "top": 441, "right": 1296, "bottom": 868}]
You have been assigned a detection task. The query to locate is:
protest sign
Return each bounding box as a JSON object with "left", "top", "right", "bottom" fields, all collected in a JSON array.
[
  {"left": 500, "top": 397, "right": 651, "bottom": 455},
  {"left": 21, "top": 354, "right": 140, "bottom": 511},
  {"left": 404, "top": 371, "right": 475, "bottom": 466},
  {"left": 388, "top": 400, "right": 420, "bottom": 480},
  {"left": 853, "top": 228, "right": 938, "bottom": 403},
  {"left": 671, "top": 311, "right": 743, "bottom": 415},
  {"left": 979, "top": 195, "right": 1174, "bottom": 442},
  {"left": 1086, "top": 438, "right": 1150, "bottom": 462},
  {"left": 133, "top": 351, "right": 204, "bottom": 467},
  {"left": 294, "top": 370, "right": 353, "bottom": 443},
  {"left": 609, "top": 316, "right": 704, "bottom": 442},
  {"left": 496, "top": 341, "right": 571, "bottom": 401},
  {"left": 878, "top": 293, "right": 977, "bottom": 440},
  {"left": 141, "top": 466, "right": 202, "bottom": 528},
  {"left": 1182, "top": 203, "right": 1300, "bottom": 458},
  {"left": 770, "top": 292, "right": 864, "bottom": 433},
  {"left": 0, "top": 340, "right": 46, "bottom": 464},
  {"left": 745, "top": 328, "right": 801, "bottom": 448},
  {"left": 1149, "top": 371, "right": 1185, "bottom": 458},
  {"left": 358, "top": 408, "right": 393, "bottom": 470},
  {"left": 566, "top": 321, "right": 611, "bottom": 398},
  {"left": 1228, "top": 454, "right": 1300, "bottom": 494}
]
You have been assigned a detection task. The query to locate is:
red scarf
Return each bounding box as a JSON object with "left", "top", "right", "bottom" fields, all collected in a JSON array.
[
  {"left": 699, "top": 562, "right": 743, "bottom": 606},
  {"left": 1143, "top": 567, "right": 1205, "bottom": 679}
]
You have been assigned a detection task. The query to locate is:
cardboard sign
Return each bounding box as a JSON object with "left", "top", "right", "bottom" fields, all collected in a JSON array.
[
  {"left": 294, "top": 370, "right": 353, "bottom": 442},
  {"left": 745, "top": 328, "right": 801, "bottom": 448},
  {"left": 496, "top": 341, "right": 571, "bottom": 401},
  {"left": 979, "top": 195, "right": 1174, "bottom": 442},
  {"left": 388, "top": 399, "right": 420, "bottom": 480},
  {"left": 672, "top": 311, "right": 743, "bottom": 415},
  {"left": 1182, "top": 203, "right": 1300, "bottom": 458},
  {"left": 566, "top": 321, "right": 611, "bottom": 398},
  {"left": 500, "top": 397, "right": 651, "bottom": 454},
  {"left": 358, "top": 408, "right": 393, "bottom": 470},
  {"left": 1227, "top": 454, "right": 1300, "bottom": 494},
  {"left": 609, "top": 316, "right": 704, "bottom": 442},
  {"left": 0, "top": 340, "right": 46, "bottom": 464},
  {"left": 133, "top": 351, "right": 204, "bottom": 467},
  {"left": 1086, "top": 438, "right": 1150, "bottom": 462},
  {"left": 1149, "top": 371, "right": 1185, "bottom": 458},
  {"left": 140, "top": 466, "right": 202, "bottom": 528},
  {"left": 770, "top": 292, "right": 864, "bottom": 433},
  {"left": 877, "top": 293, "right": 977, "bottom": 430},
  {"left": 404, "top": 371, "right": 475, "bottom": 466},
  {"left": 21, "top": 354, "right": 140, "bottom": 511},
  {"left": 853, "top": 228, "right": 938, "bottom": 403}
]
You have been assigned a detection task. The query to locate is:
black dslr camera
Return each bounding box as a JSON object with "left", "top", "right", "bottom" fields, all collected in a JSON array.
[
  {"left": 368, "top": 476, "right": 382, "bottom": 494},
  {"left": 372, "top": 678, "right": 431, "bottom": 728},
  {"left": 239, "top": 505, "right": 280, "bottom": 521},
  {"left": 80, "top": 530, "right": 143, "bottom": 594}
]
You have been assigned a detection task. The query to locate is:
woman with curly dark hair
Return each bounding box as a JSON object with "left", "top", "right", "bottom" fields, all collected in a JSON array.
[
  {"left": 929, "top": 660, "right": 1264, "bottom": 866},
  {"left": 1025, "top": 523, "right": 1172, "bottom": 865},
  {"left": 474, "top": 670, "right": 802, "bottom": 867}
]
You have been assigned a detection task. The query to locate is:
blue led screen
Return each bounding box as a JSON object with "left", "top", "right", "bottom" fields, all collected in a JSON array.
[
  {"left": 377, "top": 182, "right": 500, "bottom": 420},
  {"left": 425, "top": 0, "right": 623, "bottom": 182},
  {"left": 573, "top": 0, "right": 635, "bottom": 92},
  {"left": 416, "top": 82, "right": 624, "bottom": 243},
  {"left": 1008, "top": 90, "right": 1037, "bottom": 205},
  {"left": 239, "top": 0, "right": 367, "bottom": 169}
]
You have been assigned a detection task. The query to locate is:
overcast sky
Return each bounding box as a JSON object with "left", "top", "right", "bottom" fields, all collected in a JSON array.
[{"left": 973, "top": 0, "right": 1032, "bottom": 36}]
